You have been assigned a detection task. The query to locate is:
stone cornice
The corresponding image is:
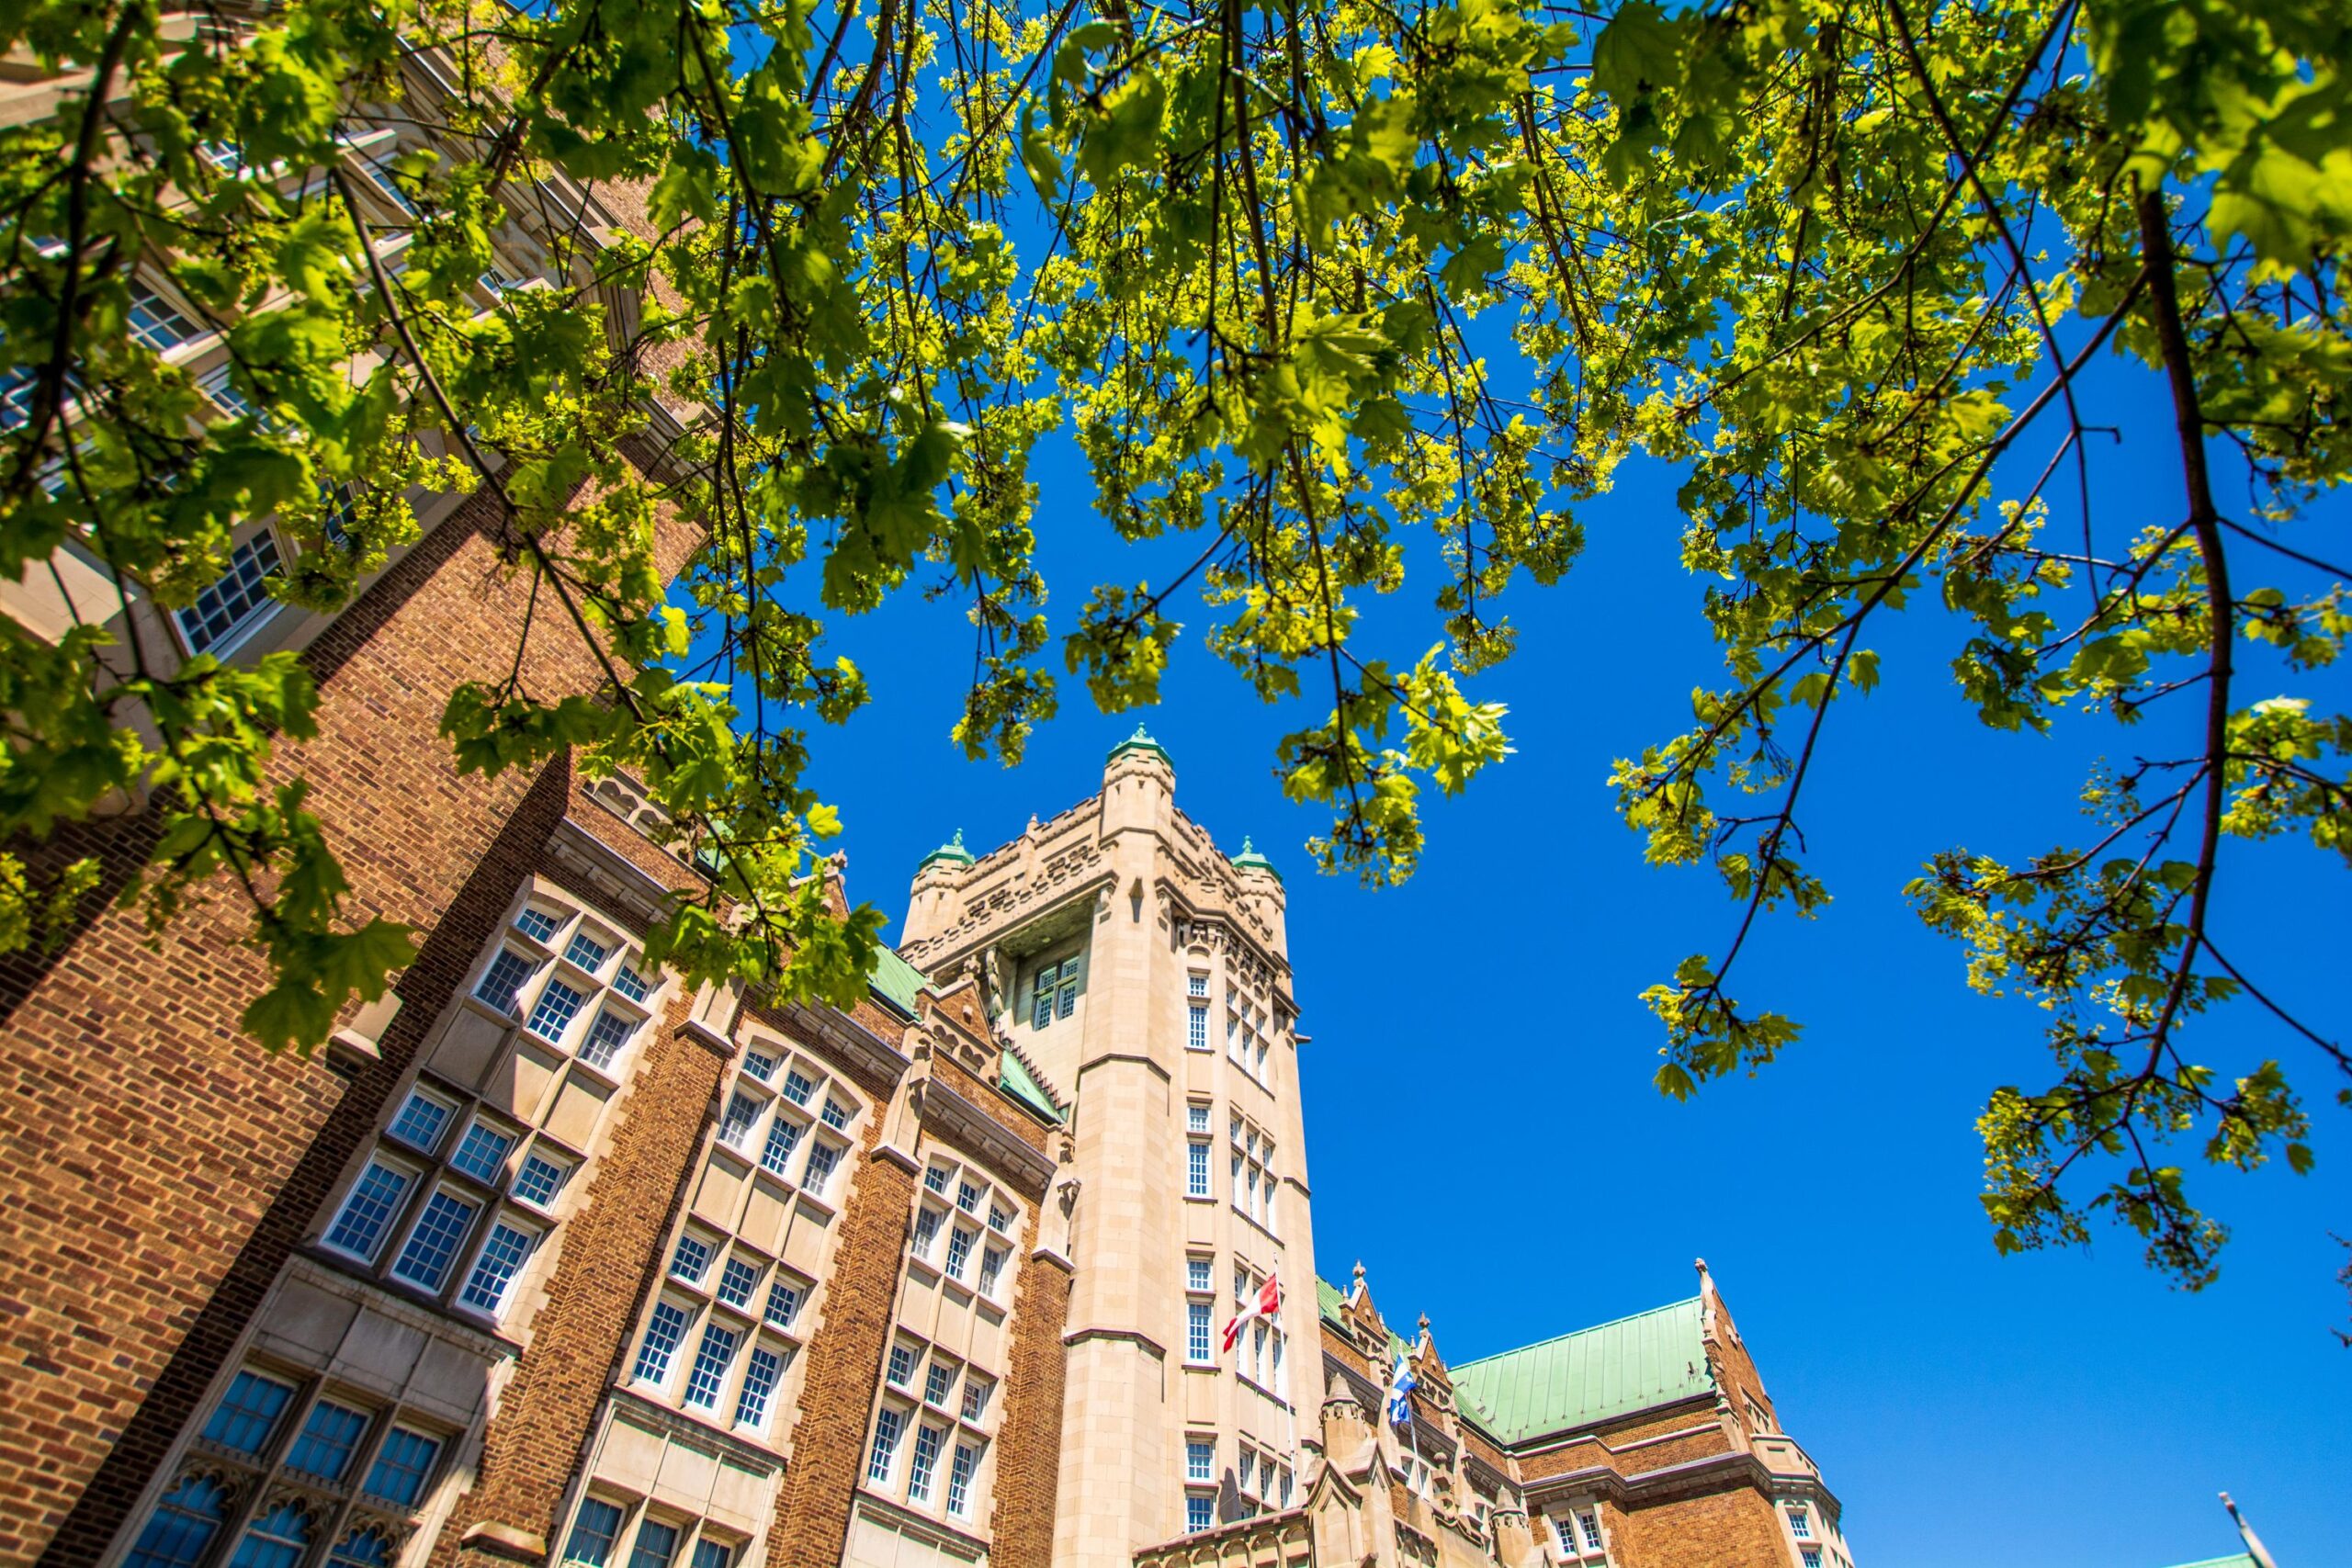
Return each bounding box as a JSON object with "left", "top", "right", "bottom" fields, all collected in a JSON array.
[{"left": 919, "top": 1077, "right": 1057, "bottom": 1198}]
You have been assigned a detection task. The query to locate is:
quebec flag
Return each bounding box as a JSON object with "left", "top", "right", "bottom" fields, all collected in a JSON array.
[{"left": 1385, "top": 1352, "right": 1417, "bottom": 1427}]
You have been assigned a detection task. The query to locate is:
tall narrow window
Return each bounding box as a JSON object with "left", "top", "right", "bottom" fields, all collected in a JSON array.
[
  {"left": 1186, "top": 1003, "right": 1208, "bottom": 1051},
  {"left": 946, "top": 1442, "right": 978, "bottom": 1517},
  {"left": 1186, "top": 1440, "right": 1215, "bottom": 1483},
  {"left": 683, "top": 1323, "right": 739, "bottom": 1409},
  {"left": 391, "top": 1190, "right": 480, "bottom": 1291},
  {"left": 363, "top": 1427, "right": 441, "bottom": 1506},
  {"left": 907, "top": 1423, "right": 944, "bottom": 1503},
  {"left": 866, "top": 1407, "right": 906, "bottom": 1484},
  {"left": 1186, "top": 1141, "right": 1210, "bottom": 1198},
  {"left": 944, "top": 1225, "right": 975, "bottom": 1280},
  {"left": 325, "top": 1160, "right": 413, "bottom": 1262},
  {"left": 760, "top": 1117, "right": 802, "bottom": 1178},
  {"left": 735, "top": 1346, "right": 784, "bottom": 1430},
  {"left": 461, "top": 1221, "right": 537, "bottom": 1315},
  {"left": 525, "top": 978, "right": 586, "bottom": 1043},
  {"left": 580, "top": 1009, "right": 636, "bottom": 1069},
  {"left": 803, "top": 1140, "right": 841, "bottom": 1196},
  {"left": 1186, "top": 1302, "right": 1213, "bottom": 1364},
  {"left": 633, "top": 1301, "right": 691, "bottom": 1386},
  {"left": 718, "top": 1092, "right": 763, "bottom": 1150}
]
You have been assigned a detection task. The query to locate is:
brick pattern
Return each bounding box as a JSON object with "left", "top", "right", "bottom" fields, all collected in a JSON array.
[
  {"left": 981, "top": 1190, "right": 1070, "bottom": 1568},
  {"left": 763, "top": 1088, "right": 916, "bottom": 1566},
  {"left": 5, "top": 489, "right": 627, "bottom": 1568},
  {"left": 1611, "top": 1488, "right": 1793, "bottom": 1568}
]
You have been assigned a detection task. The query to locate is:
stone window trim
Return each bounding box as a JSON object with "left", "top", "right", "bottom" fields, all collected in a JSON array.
[
  {"left": 622, "top": 1232, "right": 813, "bottom": 1447},
  {"left": 555, "top": 1488, "right": 746, "bottom": 1568},
  {"left": 905, "top": 1152, "right": 1023, "bottom": 1307},
  {"left": 858, "top": 1332, "right": 1004, "bottom": 1529},
  {"left": 462, "top": 885, "right": 666, "bottom": 1073},
  {"left": 716, "top": 1029, "right": 867, "bottom": 1207},
  {"left": 314, "top": 1046, "right": 583, "bottom": 1327},
  {"left": 119, "top": 1352, "right": 456, "bottom": 1568}
]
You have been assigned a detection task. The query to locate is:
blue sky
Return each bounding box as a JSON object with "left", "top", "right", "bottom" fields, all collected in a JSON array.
[{"left": 761, "top": 356, "right": 2346, "bottom": 1566}]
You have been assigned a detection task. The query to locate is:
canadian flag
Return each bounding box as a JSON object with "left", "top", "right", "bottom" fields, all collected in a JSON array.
[{"left": 1222, "top": 1272, "right": 1282, "bottom": 1353}]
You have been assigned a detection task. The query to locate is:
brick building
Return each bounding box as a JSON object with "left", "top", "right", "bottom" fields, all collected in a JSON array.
[{"left": 1, "top": 34, "right": 1857, "bottom": 1568}]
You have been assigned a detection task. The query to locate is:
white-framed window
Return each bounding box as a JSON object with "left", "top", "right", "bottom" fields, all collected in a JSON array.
[
  {"left": 923, "top": 1359, "right": 959, "bottom": 1409},
  {"left": 1185, "top": 1302, "right": 1213, "bottom": 1364},
  {"left": 627, "top": 1517, "right": 680, "bottom": 1568},
  {"left": 449, "top": 1120, "right": 514, "bottom": 1184},
  {"left": 633, "top": 1299, "right": 693, "bottom": 1387},
  {"left": 127, "top": 280, "right": 201, "bottom": 353},
  {"left": 960, "top": 1376, "right": 994, "bottom": 1422},
  {"left": 718, "top": 1091, "right": 764, "bottom": 1151},
  {"left": 1800, "top": 1551, "right": 1822, "bottom": 1568},
  {"left": 763, "top": 1279, "right": 803, "bottom": 1330},
  {"left": 1187, "top": 1257, "right": 1213, "bottom": 1292},
  {"left": 1186, "top": 1101, "right": 1210, "bottom": 1134},
  {"left": 682, "top": 1322, "right": 739, "bottom": 1410},
  {"left": 1187, "top": 972, "right": 1208, "bottom": 998},
  {"left": 1186, "top": 1140, "right": 1210, "bottom": 1198},
  {"left": 946, "top": 1440, "right": 980, "bottom": 1517},
  {"left": 391, "top": 1187, "right": 481, "bottom": 1291},
  {"left": 514, "top": 1150, "right": 572, "bottom": 1210},
  {"left": 387, "top": 1089, "right": 454, "bottom": 1153},
  {"left": 1029, "top": 952, "right": 1082, "bottom": 1028},
  {"left": 716, "top": 1256, "right": 763, "bottom": 1309},
  {"left": 1184, "top": 1493, "right": 1214, "bottom": 1533},
  {"left": 887, "top": 1341, "right": 918, "bottom": 1388},
  {"left": 175, "top": 528, "right": 283, "bottom": 654},
  {"left": 802, "top": 1139, "right": 842, "bottom": 1197},
  {"left": 459, "top": 1217, "right": 538, "bottom": 1316},
  {"left": 735, "top": 1343, "right": 786, "bottom": 1432},
  {"left": 1186, "top": 1003, "right": 1208, "bottom": 1050},
  {"left": 323, "top": 1157, "right": 415, "bottom": 1261},
  {"left": 1787, "top": 1504, "right": 1812, "bottom": 1540},
  {"left": 564, "top": 928, "right": 612, "bottom": 973},
  {"left": 1578, "top": 1509, "right": 1603, "bottom": 1551},
  {"left": 1185, "top": 1438, "right": 1215, "bottom": 1483},
  {"left": 907, "top": 1422, "right": 945, "bottom": 1503},
  {"left": 671, "top": 1232, "right": 714, "bottom": 1284},
  {"left": 944, "top": 1224, "right": 976, "bottom": 1281},
  {"left": 474, "top": 949, "right": 536, "bottom": 1013},
  {"left": 514, "top": 906, "right": 560, "bottom": 943},
  {"left": 865, "top": 1405, "right": 907, "bottom": 1485}
]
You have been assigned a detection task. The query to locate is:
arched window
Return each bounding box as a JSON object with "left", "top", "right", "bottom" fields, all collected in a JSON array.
[
  {"left": 125, "top": 1475, "right": 229, "bottom": 1568},
  {"left": 327, "top": 1526, "right": 393, "bottom": 1568},
  {"left": 227, "top": 1502, "right": 312, "bottom": 1568}
]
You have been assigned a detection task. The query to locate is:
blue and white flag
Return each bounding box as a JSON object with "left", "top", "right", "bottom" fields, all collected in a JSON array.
[{"left": 1384, "top": 1352, "right": 1417, "bottom": 1427}]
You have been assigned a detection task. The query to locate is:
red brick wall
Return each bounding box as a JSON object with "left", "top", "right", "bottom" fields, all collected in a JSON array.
[
  {"left": 980, "top": 1190, "right": 1069, "bottom": 1568},
  {"left": 1614, "top": 1487, "right": 1793, "bottom": 1568},
  {"left": 4, "top": 491, "right": 639, "bottom": 1568},
  {"left": 763, "top": 1094, "right": 915, "bottom": 1566},
  {"left": 4, "top": 466, "right": 704, "bottom": 1565}
]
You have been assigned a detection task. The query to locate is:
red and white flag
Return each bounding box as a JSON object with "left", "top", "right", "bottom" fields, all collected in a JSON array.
[{"left": 1222, "top": 1272, "right": 1282, "bottom": 1352}]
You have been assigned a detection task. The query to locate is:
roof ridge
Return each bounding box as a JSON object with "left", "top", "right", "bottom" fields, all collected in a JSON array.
[{"left": 1450, "top": 1294, "right": 1706, "bottom": 1372}]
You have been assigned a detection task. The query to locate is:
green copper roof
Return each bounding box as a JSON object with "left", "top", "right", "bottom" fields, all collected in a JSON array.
[
  {"left": 918, "top": 829, "right": 976, "bottom": 870},
  {"left": 999, "top": 1049, "right": 1064, "bottom": 1122},
  {"left": 1449, "top": 1297, "right": 1714, "bottom": 1442},
  {"left": 1230, "top": 835, "right": 1281, "bottom": 883},
  {"left": 868, "top": 946, "right": 930, "bottom": 1016},
  {"left": 1107, "top": 722, "right": 1171, "bottom": 764}
]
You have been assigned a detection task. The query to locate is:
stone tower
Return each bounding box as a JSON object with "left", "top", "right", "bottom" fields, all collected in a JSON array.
[{"left": 899, "top": 728, "right": 1316, "bottom": 1568}]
